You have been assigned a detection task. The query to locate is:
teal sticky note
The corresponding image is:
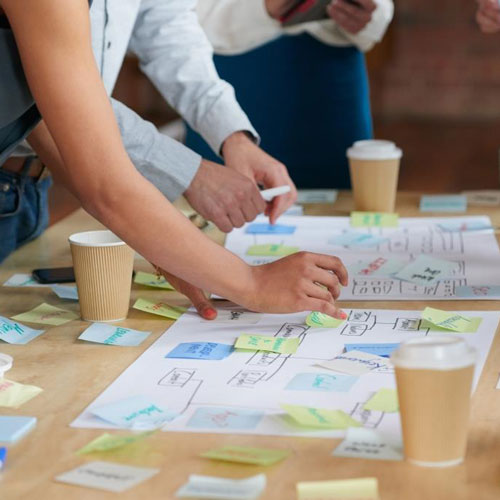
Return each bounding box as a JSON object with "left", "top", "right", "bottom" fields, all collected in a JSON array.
[
  {"left": 455, "top": 285, "right": 500, "bottom": 298},
  {"left": 0, "top": 416, "right": 36, "bottom": 443},
  {"left": 79, "top": 323, "right": 151, "bottom": 347},
  {"left": 394, "top": 255, "right": 458, "bottom": 286},
  {"left": 285, "top": 373, "right": 357, "bottom": 392},
  {"left": 420, "top": 195, "right": 467, "bottom": 212},
  {"left": 0, "top": 316, "right": 45, "bottom": 345},
  {"left": 245, "top": 223, "right": 296, "bottom": 234},
  {"left": 166, "top": 342, "right": 233, "bottom": 360}
]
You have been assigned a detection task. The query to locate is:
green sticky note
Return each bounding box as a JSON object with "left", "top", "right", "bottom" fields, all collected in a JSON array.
[
  {"left": 246, "top": 244, "right": 299, "bottom": 257},
  {"left": 11, "top": 303, "right": 78, "bottom": 326},
  {"left": 421, "top": 307, "right": 480, "bottom": 333},
  {"left": 306, "top": 311, "right": 345, "bottom": 328},
  {"left": 280, "top": 403, "right": 361, "bottom": 429},
  {"left": 201, "top": 445, "right": 290, "bottom": 466},
  {"left": 133, "top": 271, "right": 174, "bottom": 290},
  {"left": 235, "top": 334, "right": 299, "bottom": 354},
  {"left": 77, "top": 431, "right": 154, "bottom": 455},
  {"left": 363, "top": 388, "right": 399, "bottom": 413},
  {"left": 133, "top": 298, "right": 187, "bottom": 319},
  {"left": 350, "top": 212, "right": 399, "bottom": 228}
]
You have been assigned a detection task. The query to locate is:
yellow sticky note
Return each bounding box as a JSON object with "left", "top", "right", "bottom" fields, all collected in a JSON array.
[
  {"left": 306, "top": 312, "right": 345, "bottom": 328},
  {"left": 133, "top": 298, "right": 186, "bottom": 319},
  {"left": 281, "top": 404, "right": 361, "bottom": 430},
  {"left": 246, "top": 244, "right": 299, "bottom": 257},
  {"left": 0, "top": 379, "right": 43, "bottom": 408},
  {"left": 421, "top": 307, "right": 481, "bottom": 333},
  {"left": 11, "top": 303, "right": 78, "bottom": 326},
  {"left": 235, "top": 334, "right": 299, "bottom": 354},
  {"left": 133, "top": 271, "right": 174, "bottom": 290},
  {"left": 297, "top": 477, "right": 379, "bottom": 500},
  {"left": 363, "top": 388, "right": 398, "bottom": 413},
  {"left": 350, "top": 212, "right": 399, "bottom": 228},
  {"left": 201, "top": 445, "right": 290, "bottom": 466},
  {"left": 77, "top": 431, "right": 154, "bottom": 455}
]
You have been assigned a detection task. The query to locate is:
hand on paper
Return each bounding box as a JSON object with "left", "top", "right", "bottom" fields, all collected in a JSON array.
[
  {"left": 328, "top": 0, "right": 376, "bottom": 34},
  {"left": 265, "top": 0, "right": 299, "bottom": 19},
  {"left": 476, "top": 0, "right": 500, "bottom": 33},
  {"left": 222, "top": 132, "right": 297, "bottom": 225},
  {"left": 248, "top": 252, "right": 348, "bottom": 317}
]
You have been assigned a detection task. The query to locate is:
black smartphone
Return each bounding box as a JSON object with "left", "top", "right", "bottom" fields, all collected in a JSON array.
[
  {"left": 32, "top": 267, "right": 75, "bottom": 284},
  {"left": 281, "top": 0, "right": 330, "bottom": 27}
]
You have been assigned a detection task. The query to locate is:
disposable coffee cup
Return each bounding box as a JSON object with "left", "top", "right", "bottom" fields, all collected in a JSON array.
[
  {"left": 391, "top": 336, "right": 476, "bottom": 467},
  {"left": 69, "top": 230, "right": 134, "bottom": 322},
  {"left": 347, "top": 140, "right": 402, "bottom": 213}
]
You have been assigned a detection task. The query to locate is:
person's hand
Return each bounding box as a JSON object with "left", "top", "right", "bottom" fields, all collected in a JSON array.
[
  {"left": 327, "top": 0, "right": 376, "bottom": 34},
  {"left": 184, "top": 158, "right": 266, "bottom": 233},
  {"left": 265, "top": 0, "right": 298, "bottom": 19},
  {"left": 476, "top": 0, "right": 500, "bottom": 33},
  {"left": 222, "top": 132, "right": 297, "bottom": 225},
  {"left": 244, "top": 252, "right": 349, "bottom": 318}
]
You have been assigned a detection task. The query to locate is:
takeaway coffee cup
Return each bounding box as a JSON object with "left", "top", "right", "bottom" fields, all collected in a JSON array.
[
  {"left": 347, "top": 140, "right": 402, "bottom": 213},
  {"left": 69, "top": 230, "right": 134, "bottom": 322},
  {"left": 391, "top": 336, "right": 476, "bottom": 467}
]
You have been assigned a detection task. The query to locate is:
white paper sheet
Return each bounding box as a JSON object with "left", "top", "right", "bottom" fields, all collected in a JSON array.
[
  {"left": 224, "top": 215, "right": 500, "bottom": 301},
  {"left": 71, "top": 307, "right": 499, "bottom": 442}
]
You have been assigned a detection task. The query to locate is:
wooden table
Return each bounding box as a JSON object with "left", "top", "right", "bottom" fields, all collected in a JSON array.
[{"left": 2, "top": 192, "right": 500, "bottom": 500}]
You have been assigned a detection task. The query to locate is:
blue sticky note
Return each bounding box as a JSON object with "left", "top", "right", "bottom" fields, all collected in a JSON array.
[
  {"left": 438, "top": 221, "right": 492, "bottom": 233},
  {"left": 0, "top": 416, "right": 37, "bottom": 443},
  {"left": 91, "top": 395, "right": 177, "bottom": 429},
  {"left": 455, "top": 285, "right": 500, "bottom": 298},
  {"left": 79, "top": 323, "right": 151, "bottom": 347},
  {"left": 0, "top": 447, "right": 6, "bottom": 469},
  {"left": 245, "top": 223, "right": 296, "bottom": 234},
  {"left": 420, "top": 195, "right": 467, "bottom": 213},
  {"left": 0, "top": 316, "right": 44, "bottom": 345},
  {"left": 51, "top": 285, "right": 79, "bottom": 300},
  {"left": 187, "top": 407, "right": 264, "bottom": 430},
  {"left": 166, "top": 342, "right": 233, "bottom": 360},
  {"left": 285, "top": 373, "right": 357, "bottom": 392},
  {"left": 345, "top": 343, "right": 400, "bottom": 358}
]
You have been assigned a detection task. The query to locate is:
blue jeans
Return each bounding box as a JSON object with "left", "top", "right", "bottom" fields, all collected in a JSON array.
[{"left": 0, "top": 157, "right": 51, "bottom": 263}]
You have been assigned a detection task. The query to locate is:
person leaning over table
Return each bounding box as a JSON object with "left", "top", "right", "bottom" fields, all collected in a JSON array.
[
  {"left": 0, "top": 0, "right": 349, "bottom": 320},
  {"left": 187, "top": 0, "right": 393, "bottom": 190},
  {"left": 476, "top": 0, "right": 500, "bottom": 33}
]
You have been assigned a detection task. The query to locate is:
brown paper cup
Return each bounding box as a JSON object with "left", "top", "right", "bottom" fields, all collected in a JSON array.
[
  {"left": 69, "top": 230, "right": 134, "bottom": 322},
  {"left": 347, "top": 140, "right": 402, "bottom": 213},
  {"left": 391, "top": 336, "right": 476, "bottom": 467}
]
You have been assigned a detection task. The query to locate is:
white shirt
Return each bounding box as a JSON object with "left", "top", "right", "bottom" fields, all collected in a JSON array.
[{"left": 197, "top": 0, "right": 394, "bottom": 55}]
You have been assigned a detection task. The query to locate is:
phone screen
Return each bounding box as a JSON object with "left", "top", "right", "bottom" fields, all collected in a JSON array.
[{"left": 32, "top": 267, "right": 75, "bottom": 284}]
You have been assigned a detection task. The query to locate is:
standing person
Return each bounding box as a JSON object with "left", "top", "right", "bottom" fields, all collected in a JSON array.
[
  {"left": 0, "top": 0, "right": 348, "bottom": 318},
  {"left": 189, "top": 0, "right": 394, "bottom": 189}
]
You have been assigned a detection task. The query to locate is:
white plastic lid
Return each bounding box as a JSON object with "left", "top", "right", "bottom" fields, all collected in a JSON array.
[
  {"left": 0, "top": 353, "right": 13, "bottom": 377},
  {"left": 69, "top": 230, "right": 125, "bottom": 247},
  {"left": 347, "top": 139, "right": 402, "bottom": 160},
  {"left": 390, "top": 336, "right": 476, "bottom": 370}
]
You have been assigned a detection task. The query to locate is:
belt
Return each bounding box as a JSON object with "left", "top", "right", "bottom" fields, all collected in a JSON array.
[{"left": 1, "top": 156, "right": 48, "bottom": 180}]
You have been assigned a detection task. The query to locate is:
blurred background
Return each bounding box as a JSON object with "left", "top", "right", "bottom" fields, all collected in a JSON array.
[{"left": 50, "top": 0, "right": 500, "bottom": 223}]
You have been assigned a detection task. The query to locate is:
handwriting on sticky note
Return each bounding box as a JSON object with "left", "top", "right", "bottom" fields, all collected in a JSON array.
[
  {"left": 166, "top": 342, "right": 233, "bottom": 360},
  {"left": 316, "top": 350, "right": 390, "bottom": 375},
  {"left": 328, "top": 232, "right": 388, "bottom": 247},
  {"left": 0, "top": 316, "right": 44, "bottom": 344},
  {"left": 463, "top": 190, "right": 500, "bottom": 207},
  {"left": 455, "top": 285, "right": 500, "bottom": 299},
  {"left": 79, "top": 323, "right": 151, "bottom": 347},
  {"left": 363, "top": 388, "right": 399, "bottom": 413},
  {"left": 421, "top": 307, "right": 479, "bottom": 333},
  {"left": 420, "top": 194, "right": 467, "bottom": 213},
  {"left": 297, "top": 477, "right": 379, "bottom": 500},
  {"left": 133, "top": 271, "right": 174, "bottom": 290},
  {"left": 235, "top": 334, "right": 299, "bottom": 354},
  {"left": 306, "top": 312, "right": 344, "bottom": 328},
  {"left": 280, "top": 404, "right": 360, "bottom": 430},
  {"left": 77, "top": 431, "right": 154, "bottom": 455},
  {"left": 285, "top": 373, "right": 357, "bottom": 393},
  {"left": 246, "top": 244, "right": 299, "bottom": 257},
  {"left": 11, "top": 303, "right": 78, "bottom": 326},
  {"left": 0, "top": 379, "right": 43, "bottom": 408},
  {"left": 394, "top": 255, "right": 457, "bottom": 286},
  {"left": 245, "top": 223, "right": 296, "bottom": 235},
  {"left": 350, "top": 212, "right": 398, "bottom": 228},
  {"left": 132, "top": 298, "right": 186, "bottom": 319},
  {"left": 201, "top": 445, "right": 290, "bottom": 466}
]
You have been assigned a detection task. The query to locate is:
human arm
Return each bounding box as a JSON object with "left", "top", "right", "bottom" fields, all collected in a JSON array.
[{"left": 476, "top": 0, "right": 500, "bottom": 33}]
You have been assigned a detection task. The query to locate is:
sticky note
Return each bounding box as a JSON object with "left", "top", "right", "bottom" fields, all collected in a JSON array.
[
  {"left": 463, "top": 190, "right": 500, "bottom": 207},
  {"left": 316, "top": 350, "right": 390, "bottom": 375},
  {"left": 455, "top": 285, "right": 500, "bottom": 299},
  {"left": 133, "top": 298, "right": 186, "bottom": 319},
  {"left": 208, "top": 308, "right": 262, "bottom": 324},
  {"left": 55, "top": 461, "right": 159, "bottom": 493},
  {"left": 77, "top": 431, "right": 154, "bottom": 455},
  {"left": 421, "top": 307, "right": 478, "bottom": 333},
  {"left": 284, "top": 204, "right": 304, "bottom": 216},
  {"left": 344, "top": 343, "right": 399, "bottom": 358},
  {"left": 285, "top": 373, "right": 357, "bottom": 392},
  {"left": 176, "top": 473, "right": 266, "bottom": 500},
  {"left": 328, "top": 233, "right": 387, "bottom": 247},
  {"left": 350, "top": 212, "right": 398, "bottom": 228},
  {"left": 0, "top": 416, "right": 37, "bottom": 443},
  {"left": 297, "top": 189, "right": 338, "bottom": 204},
  {"left": 394, "top": 255, "right": 457, "bottom": 286},
  {"left": 3, "top": 274, "right": 49, "bottom": 287},
  {"left": 363, "top": 389, "right": 399, "bottom": 413},
  {"left": 0, "top": 316, "right": 45, "bottom": 344},
  {"left": 437, "top": 221, "right": 492, "bottom": 232},
  {"left": 133, "top": 271, "right": 174, "bottom": 290},
  {"left": 79, "top": 323, "right": 151, "bottom": 347},
  {"left": 200, "top": 446, "right": 290, "bottom": 466},
  {"left": 11, "top": 303, "right": 78, "bottom": 326},
  {"left": 245, "top": 223, "right": 296, "bottom": 234},
  {"left": 166, "top": 342, "right": 233, "bottom": 360},
  {"left": 0, "top": 379, "right": 43, "bottom": 408},
  {"left": 246, "top": 244, "right": 299, "bottom": 257},
  {"left": 187, "top": 407, "right": 264, "bottom": 430},
  {"left": 352, "top": 257, "right": 406, "bottom": 277},
  {"left": 333, "top": 427, "right": 403, "bottom": 461},
  {"left": 420, "top": 194, "right": 467, "bottom": 212},
  {"left": 281, "top": 404, "right": 360, "bottom": 430},
  {"left": 297, "top": 477, "right": 379, "bottom": 500},
  {"left": 91, "top": 396, "right": 177, "bottom": 430},
  {"left": 51, "top": 284, "right": 79, "bottom": 300},
  {"left": 306, "top": 312, "right": 344, "bottom": 328},
  {"left": 235, "top": 334, "right": 299, "bottom": 354}
]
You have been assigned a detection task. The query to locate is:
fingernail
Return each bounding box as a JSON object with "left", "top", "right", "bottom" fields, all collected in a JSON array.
[
  {"left": 340, "top": 311, "right": 347, "bottom": 320},
  {"left": 202, "top": 307, "right": 217, "bottom": 320}
]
